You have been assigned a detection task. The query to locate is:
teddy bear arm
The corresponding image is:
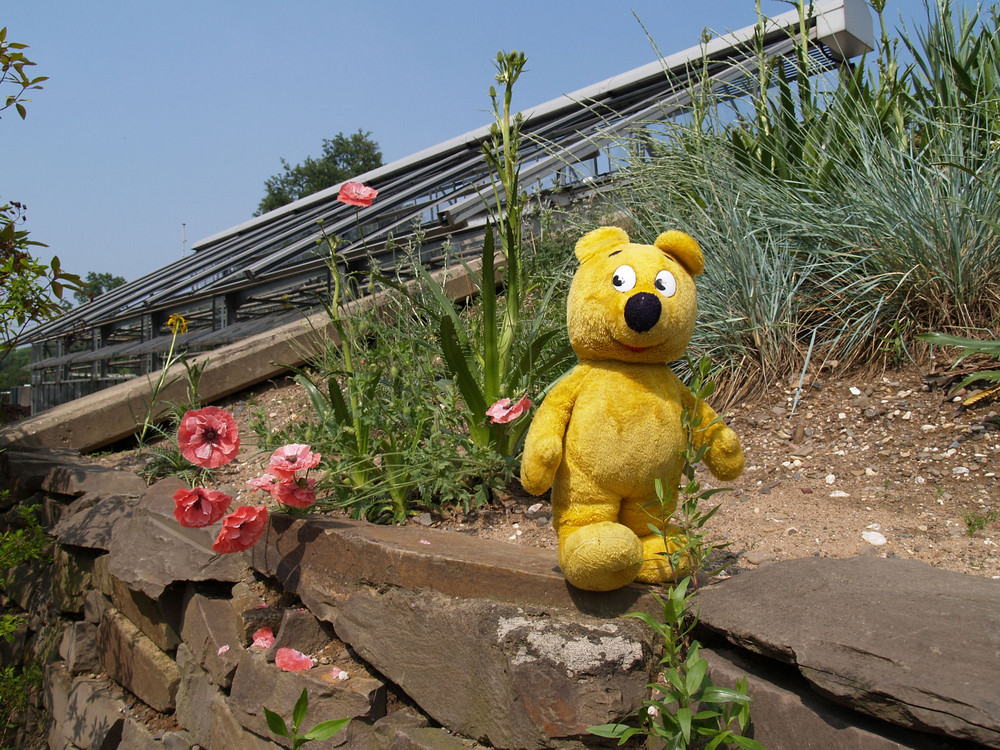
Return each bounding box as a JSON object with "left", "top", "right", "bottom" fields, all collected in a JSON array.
[
  {"left": 694, "top": 401, "right": 745, "bottom": 481},
  {"left": 520, "top": 369, "right": 585, "bottom": 495}
]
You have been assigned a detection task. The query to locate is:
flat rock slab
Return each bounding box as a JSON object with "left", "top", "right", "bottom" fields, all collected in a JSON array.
[
  {"left": 109, "top": 478, "right": 252, "bottom": 599},
  {"left": 695, "top": 556, "right": 1000, "bottom": 748}
]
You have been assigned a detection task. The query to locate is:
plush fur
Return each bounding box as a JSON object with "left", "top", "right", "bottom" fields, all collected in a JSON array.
[{"left": 520, "top": 226, "right": 744, "bottom": 591}]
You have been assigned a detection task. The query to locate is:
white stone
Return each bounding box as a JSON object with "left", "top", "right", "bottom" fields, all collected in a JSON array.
[{"left": 862, "top": 530, "right": 887, "bottom": 546}]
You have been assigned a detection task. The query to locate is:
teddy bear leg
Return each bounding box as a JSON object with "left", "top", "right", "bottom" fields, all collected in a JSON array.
[
  {"left": 634, "top": 524, "right": 693, "bottom": 584},
  {"left": 559, "top": 522, "right": 644, "bottom": 592}
]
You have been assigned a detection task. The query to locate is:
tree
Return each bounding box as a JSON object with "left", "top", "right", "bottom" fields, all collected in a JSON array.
[
  {"left": 1, "top": 28, "right": 82, "bottom": 369},
  {"left": 73, "top": 271, "right": 126, "bottom": 305},
  {"left": 256, "top": 130, "right": 383, "bottom": 216}
]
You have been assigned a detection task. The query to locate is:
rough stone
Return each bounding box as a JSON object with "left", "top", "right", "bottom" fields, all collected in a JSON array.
[
  {"left": 110, "top": 574, "right": 182, "bottom": 652},
  {"left": 108, "top": 478, "right": 252, "bottom": 599},
  {"left": 42, "top": 463, "right": 147, "bottom": 497},
  {"left": 51, "top": 544, "right": 99, "bottom": 613},
  {"left": 83, "top": 589, "right": 111, "bottom": 624},
  {"left": 251, "top": 514, "right": 658, "bottom": 621},
  {"left": 266, "top": 607, "right": 336, "bottom": 663},
  {"left": 3, "top": 555, "right": 53, "bottom": 628},
  {"left": 389, "top": 726, "right": 479, "bottom": 749},
  {"left": 0, "top": 447, "right": 85, "bottom": 499},
  {"left": 209, "top": 689, "right": 281, "bottom": 750},
  {"left": 59, "top": 620, "right": 100, "bottom": 675},
  {"left": 695, "top": 556, "right": 1000, "bottom": 748},
  {"left": 334, "top": 586, "right": 653, "bottom": 750},
  {"left": 175, "top": 642, "right": 216, "bottom": 747},
  {"left": 120, "top": 718, "right": 163, "bottom": 750},
  {"left": 97, "top": 607, "right": 180, "bottom": 713},
  {"left": 370, "top": 707, "right": 430, "bottom": 747},
  {"left": 56, "top": 670, "right": 127, "bottom": 750},
  {"left": 180, "top": 587, "right": 244, "bottom": 687},
  {"left": 52, "top": 493, "right": 138, "bottom": 550},
  {"left": 702, "top": 646, "right": 967, "bottom": 750},
  {"left": 228, "top": 649, "right": 386, "bottom": 742},
  {"left": 91, "top": 552, "right": 112, "bottom": 595}
]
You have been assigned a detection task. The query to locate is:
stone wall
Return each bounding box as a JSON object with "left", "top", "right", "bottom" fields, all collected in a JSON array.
[{"left": 1, "top": 447, "right": 997, "bottom": 749}]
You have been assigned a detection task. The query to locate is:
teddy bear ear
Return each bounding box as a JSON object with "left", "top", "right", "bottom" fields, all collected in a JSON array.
[
  {"left": 655, "top": 230, "right": 704, "bottom": 276},
  {"left": 575, "top": 226, "right": 630, "bottom": 264}
]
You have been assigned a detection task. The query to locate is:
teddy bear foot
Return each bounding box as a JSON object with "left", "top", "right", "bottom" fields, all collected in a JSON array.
[
  {"left": 633, "top": 529, "right": 693, "bottom": 584},
  {"left": 559, "top": 522, "right": 644, "bottom": 592}
]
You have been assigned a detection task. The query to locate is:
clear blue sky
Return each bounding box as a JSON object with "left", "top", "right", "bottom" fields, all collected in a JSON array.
[{"left": 2, "top": 1, "right": 970, "bottom": 284}]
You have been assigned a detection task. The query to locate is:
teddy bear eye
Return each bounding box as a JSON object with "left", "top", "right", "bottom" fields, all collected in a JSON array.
[
  {"left": 611, "top": 265, "right": 637, "bottom": 293},
  {"left": 654, "top": 270, "right": 677, "bottom": 298}
]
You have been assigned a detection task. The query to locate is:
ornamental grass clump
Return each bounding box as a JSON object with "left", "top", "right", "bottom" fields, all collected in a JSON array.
[{"left": 609, "top": 0, "right": 1000, "bottom": 400}]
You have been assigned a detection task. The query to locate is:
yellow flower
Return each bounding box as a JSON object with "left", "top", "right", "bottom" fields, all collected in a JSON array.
[{"left": 167, "top": 313, "right": 188, "bottom": 335}]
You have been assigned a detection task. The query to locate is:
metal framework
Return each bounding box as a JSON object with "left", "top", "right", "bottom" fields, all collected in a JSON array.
[{"left": 23, "top": 0, "right": 873, "bottom": 413}]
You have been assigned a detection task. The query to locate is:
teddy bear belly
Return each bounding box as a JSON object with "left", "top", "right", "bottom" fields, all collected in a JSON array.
[{"left": 562, "top": 395, "right": 685, "bottom": 499}]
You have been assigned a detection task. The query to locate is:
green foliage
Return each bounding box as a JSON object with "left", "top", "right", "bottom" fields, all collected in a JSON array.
[
  {"left": 260, "top": 240, "right": 511, "bottom": 524},
  {"left": 917, "top": 332, "right": 1000, "bottom": 399},
  {"left": 72, "top": 270, "right": 126, "bottom": 305},
  {"left": 0, "top": 504, "right": 49, "bottom": 574},
  {"left": 256, "top": 130, "right": 383, "bottom": 215},
  {"left": 0, "top": 27, "right": 47, "bottom": 121},
  {"left": 962, "top": 506, "right": 1000, "bottom": 537},
  {"left": 0, "top": 661, "right": 42, "bottom": 749},
  {"left": 647, "top": 355, "right": 730, "bottom": 579},
  {"left": 431, "top": 50, "right": 573, "bottom": 456},
  {"left": 1, "top": 30, "right": 83, "bottom": 370},
  {"left": 613, "top": 1, "right": 1000, "bottom": 397},
  {"left": 590, "top": 578, "right": 764, "bottom": 749},
  {"left": 264, "top": 688, "right": 349, "bottom": 749},
  {"left": 0, "top": 347, "right": 28, "bottom": 388}
]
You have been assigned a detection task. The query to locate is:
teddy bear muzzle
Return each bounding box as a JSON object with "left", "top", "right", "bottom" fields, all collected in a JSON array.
[{"left": 624, "top": 292, "right": 661, "bottom": 333}]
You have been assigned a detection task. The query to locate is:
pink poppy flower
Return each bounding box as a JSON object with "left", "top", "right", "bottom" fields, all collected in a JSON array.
[
  {"left": 173, "top": 486, "right": 232, "bottom": 528},
  {"left": 336, "top": 181, "right": 378, "bottom": 207},
  {"left": 268, "top": 444, "right": 321, "bottom": 480},
  {"left": 177, "top": 406, "right": 240, "bottom": 468},
  {"left": 251, "top": 627, "right": 275, "bottom": 649},
  {"left": 212, "top": 505, "right": 268, "bottom": 554},
  {"left": 485, "top": 395, "right": 532, "bottom": 424},
  {"left": 247, "top": 474, "right": 280, "bottom": 495},
  {"left": 275, "top": 647, "right": 314, "bottom": 672},
  {"left": 271, "top": 478, "right": 317, "bottom": 509}
]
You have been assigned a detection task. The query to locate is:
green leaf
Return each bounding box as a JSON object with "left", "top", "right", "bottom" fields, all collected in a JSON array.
[
  {"left": 684, "top": 655, "right": 709, "bottom": 695},
  {"left": 586, "top": 722, "right": 632, "bottom": 739},
  {"left": 263, "top": 707, "right": 290, "bottom": 738},
  {"left": 676, "top": 705, "right": 692, "bottom": 743},
  {"left": 439, "top": 314, "right": 488, "bottom": 420},
  {"left": 292, "top": 688, "right": 308, "bottom": 731},
  {"left": 304, "top": 718, "right": 350, "bottom": 741},
  {"left": 700, "top": 685, "right": 751, "bottom": 704}
]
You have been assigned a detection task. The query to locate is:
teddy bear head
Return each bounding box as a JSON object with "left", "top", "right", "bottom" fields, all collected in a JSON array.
[{"left": 566, "top": 226, "right": 704, "bottom": 364}]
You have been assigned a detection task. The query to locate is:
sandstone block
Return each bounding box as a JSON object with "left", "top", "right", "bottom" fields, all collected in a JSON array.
[
  {"left": 228, "top": 649, "right": 385, "bottom": 742},
  {"left": 209, "top": 690, "right": 283, "bottom": 750},
  {"left": 389, "top": 726, "right": 479, "bottom": 749},
  {"left": 83, "top": 589, "right": 111, "bottom": 624},
  {"left": 97, "top": 607, "right": 180, "bottom": 712},
  {"left": 266, "top": 607, "right": 336, "bottom": 663},
  {"left": 52, "top": 492, "right": 137, "bottom": 551},
  {"left": 108, "top": 478, "right": 251, "bottom": 599},
  {"left": 110, "top": 574, "right": 182, "bottom": 652},
  {"left": 175, "top": 643, "right": 216, "bottom": 747},
  {"left": 0, "top": 447, "right": 84, "bottom": 499},
  {"left": 696, "top": 556, "right": 1000, "bottom": 749},
  {"left": 334, "top": 586, "right": 653, "bottom": 750},
  {"left": 180, "top": 587, "right": 244, "bottom": 687},
  {"left": 121, "top": 718, "right": 163, "bottom": 750},
  {"left": 42, "top": 463, "right": 147, "bottom": 497},
  {"left": 51, "top": 544, "right": 99, "bottom": 613},
  {"left": 59, "top": 621, "right": 100, "bottom": 675},
  {"left": 63, "top": 673, "right": 127, "bottom": 750}
]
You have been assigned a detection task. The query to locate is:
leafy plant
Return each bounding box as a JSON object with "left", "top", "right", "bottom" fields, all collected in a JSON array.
[
  {"left": 428, "top": 50, "right": 573, "bottom": 456},
  {"left": 264, "top": 688, "right": 349, "bottom": 749},
  {"left": 589, "top": 577, "right": 763, "bottom": 749},
  {"left": 962, "top": 506, "right": 1000, "bottom": 537}
]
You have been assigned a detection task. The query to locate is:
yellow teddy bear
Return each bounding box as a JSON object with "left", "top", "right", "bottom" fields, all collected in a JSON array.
[{"left": 520, "top": 226, "right": 744, "bottom": 591}]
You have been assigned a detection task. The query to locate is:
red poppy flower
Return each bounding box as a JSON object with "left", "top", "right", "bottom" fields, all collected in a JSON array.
[
  {"left": 267, "top": 444, "right": 321, "bottom": 480},
  {"left": 212, "top": 505, "right": 268, "bottom": 554},
  {"left": 177, "top": 406, "right": 240, "bottom": 468},
  {"left": 270, "top": 478, "right": 316, "bottom": 509},
  {"left": 336, "top": 181, "right": 378, "bottom": 207},
  {"left": 173, "top": 486, "right": 232, "bottom": 528},
  {"left": 275, "top": 647, "right": 314, "bottom": 672},
  {"left": 485, "top": 395, "right": 532, "bottom": 424}
]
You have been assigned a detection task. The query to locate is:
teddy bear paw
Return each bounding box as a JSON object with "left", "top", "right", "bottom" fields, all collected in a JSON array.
[{"left": 558, "top": 522, "right": 644, "bottom": 591}]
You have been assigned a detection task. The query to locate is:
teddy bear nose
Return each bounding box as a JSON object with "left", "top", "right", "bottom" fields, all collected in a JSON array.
[{"left": 624, "top": 292, "right": 661, "bottom": 333}]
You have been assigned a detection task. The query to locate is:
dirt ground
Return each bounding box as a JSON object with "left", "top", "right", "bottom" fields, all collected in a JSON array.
[{"left": 99, "top": 359, "right": 1000, "bottom": 581}]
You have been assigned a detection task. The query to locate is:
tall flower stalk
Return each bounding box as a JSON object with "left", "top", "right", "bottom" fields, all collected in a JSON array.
[{"left": 136, "top": 313, "right": 188, "bottom": 445}]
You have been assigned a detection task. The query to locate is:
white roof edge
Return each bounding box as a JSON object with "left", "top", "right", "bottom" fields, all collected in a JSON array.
[{"left": 193, "top": 0, "right": 871, "bottom": 251}]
